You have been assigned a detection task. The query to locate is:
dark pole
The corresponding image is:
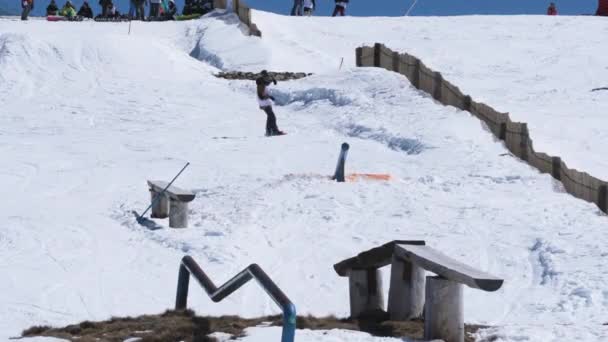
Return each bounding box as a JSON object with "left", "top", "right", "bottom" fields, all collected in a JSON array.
[{"left": 333, "top": 143, "right": 350, "bottom": 182}]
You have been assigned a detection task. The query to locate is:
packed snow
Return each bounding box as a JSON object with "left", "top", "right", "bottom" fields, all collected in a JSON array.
[{"left": 1, "top": 9, "right": 608, "bottom": 342}]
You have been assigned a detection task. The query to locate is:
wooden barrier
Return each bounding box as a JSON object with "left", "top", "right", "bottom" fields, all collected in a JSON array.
[
  {"left": 357, "top": 43, "right": 608, "bottom": 215},
  {"left": 233, "top": 0, "right": 262, "bottom": 37}
]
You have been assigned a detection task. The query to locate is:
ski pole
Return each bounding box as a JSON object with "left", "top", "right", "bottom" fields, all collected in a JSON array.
[{"left": 138, "top": 162, "right": 190, "bottom": 220}]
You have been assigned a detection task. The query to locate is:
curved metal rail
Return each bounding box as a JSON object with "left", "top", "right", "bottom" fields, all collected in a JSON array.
[{"left": 175, "top": 255, "right": 296, "bottom": 342}]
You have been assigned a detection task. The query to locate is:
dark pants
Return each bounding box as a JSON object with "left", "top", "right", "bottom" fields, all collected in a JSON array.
[
  {"left": 291, "top": 0, "right": 303, "bottom": 16},
  {"left": 150, "top": 3, "right": 160, "bottom": 18},
  {"left": 135, "top": 3, "right": 145, "bottom": 19},
  {"left": 332, "top": 5, "right": 345, "bottom": 16},
  {"left": 261, "top": 106, "right": 280, "bottom": 136},
  {"left": 21, "top": 4, "right": 32, "bottom": 20}
]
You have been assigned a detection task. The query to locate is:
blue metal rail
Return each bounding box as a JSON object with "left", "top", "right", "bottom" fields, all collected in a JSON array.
[{"left": 175, "top": 255, "right": 296, "bottom": 342}]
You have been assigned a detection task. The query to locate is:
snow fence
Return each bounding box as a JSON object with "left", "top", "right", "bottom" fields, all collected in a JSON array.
[
  {"left": 214, "top": 0, "right": 262, "bottom": 37},
  {"left": 357, "top": 43, "right": 608, "bottom": 215}
]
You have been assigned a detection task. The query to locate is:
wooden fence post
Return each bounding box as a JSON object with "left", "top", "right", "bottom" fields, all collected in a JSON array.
[
  {"left": 552, "top": 157, "right": 562, "bottom": 180},
  {"left": 519, "top": 123, "right": 529, "bottom": 161},
  {"left": 433, "top": 72, "right": 443, "bottom": 101},
  {"left": 598, "top": 185, "right": 608, "bottom": 213},
  {"left": 498, "top": 122, "right": 507, "bottom": 141},
  {"left": 463, "top": 96, "right": 472, "bottom": 112},
  {"left": 356, "top": 48, "right": 363, "bottom": 67},
  {"left": 412, "top": 58, "right": 421, "bottom": 89},
  {"left": 392, "top": 52, "right": 400, "bottom": 73},
  {"left": 373, "top": 43, "right": 381, "bottom": 67}
]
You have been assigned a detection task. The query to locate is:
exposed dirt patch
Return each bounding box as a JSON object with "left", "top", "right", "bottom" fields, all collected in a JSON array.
[
  {"left": 215, "top": 71, "right": 311, "bottom": 81},
  {"left": 22, "top": 309, "right": 484, "bottom": 342}
]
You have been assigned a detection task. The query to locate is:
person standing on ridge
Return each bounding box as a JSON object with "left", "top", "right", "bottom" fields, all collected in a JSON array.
[
  {"left": 77, "top": 1, "right": 94, "bottom": 18},
  {"left": 332, "top": 0, "right": 348, "bottom": 17},
  {"left": 21, "top": 0, "right": 34, "bottom": 20},
  {"left": 149, "top": 0, "right": 162, "bottom": 18},
  {"left": 99, "top": 0, "right": 111, "bottom": 16},
  {"left": 47, "top": 0, "right": 58, "bottom": 15},
  {"left": 291, "top": 0, "right": 303, "bottom": 16},
  {"left": 547, "top": 2, "right": 557, "bottom": 15},
  {"left": 303, "top": 0, "right": 315, "bottom": 16},
  {"left": 597, "top": 0, "right": 608, "bottom": 16},
  {"left": 256, "top": 70, "right": 285, "bottom": 137}
]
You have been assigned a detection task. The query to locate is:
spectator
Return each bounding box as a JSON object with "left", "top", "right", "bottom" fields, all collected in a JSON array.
[
  {"left": 47, "top": 0, "right": 58, "bottom": 15},
  {"left": 59, "top": 0, "right": 76, "bottom": 17},
  {"left": 134, "top": 0, "right": 145, "bottom": 19},
  {"left": 303, "top": 0, "right": 314, "bottom": 16},
  {"left": 128, "top": 0, "right": 135, "bottom": 18},
  {"left": 77, "top": 1, "right": 93, "bottom": 18},
  {"left": 21, "top": 0, "right": 34, "bottom": 20},
  {"left": 291, "top": 0, "right": 302, "bottom": 16},
  {"left": 547, "top": 2, "right": 557, "bottom": 15},
  {"left": 332, "top": 0, "right": 348, "bottom": 17},
  {"left": 99, "top": 0, "right": 111, "bottom": 16},
  {"left": 162, "top": 0, "right": 177, "bottom": 19},
  {"left": 597, "top": 0, "right": 608, "bottom": 16},
  {"left": 149, "top": 0, "right": 161, "bottom": 18},
  {"left": 183, "top": 0, "right": 212, "bottom": 15}
]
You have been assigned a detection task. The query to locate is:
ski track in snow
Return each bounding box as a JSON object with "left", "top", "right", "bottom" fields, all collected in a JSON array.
[{"left": 2, "top": 12, "right": 608, "bottom": 342}]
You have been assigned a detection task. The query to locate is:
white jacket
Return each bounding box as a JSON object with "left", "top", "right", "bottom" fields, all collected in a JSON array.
[{"left": 303, "top": 0, "right": 314, "bottom": 9}]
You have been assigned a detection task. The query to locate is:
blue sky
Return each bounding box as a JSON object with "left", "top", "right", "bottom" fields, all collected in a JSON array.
[
  {"left": 1, "top": 0, "right": 601, "bottom": 17},
  {"left": 249, "top": 0, "right": 600, "bottom": 16}
]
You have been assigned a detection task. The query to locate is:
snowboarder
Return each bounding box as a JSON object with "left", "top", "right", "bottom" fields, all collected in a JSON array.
[
  {"left": 256, "top": 70, "right": 285, "bottom": 136},
  {"left": 332, "top": 0, "right": 348, "bottom": 17},
  {"left": 547, "top": 2, "right": 557, "bottom": 15},
  {"left": 21, "top": 0, "right": 34, "bottom": 20},
  {"left": 59, "top": 0, "right": 76, "bottom": 17},
  {"left": 291, "top": 0, "right": 303, "bottom": 16},
  {"left": 47, "top": 0, "right": 58, "bottom": 15},
  {"left": 77, "top": 1, "right": 93, "bottom": 18},
  {"left": 597, "top": 0, "right": 608, "bottom": 16},
  {"left": 303, "top": 0, "right": 315, "bottom": 16}
]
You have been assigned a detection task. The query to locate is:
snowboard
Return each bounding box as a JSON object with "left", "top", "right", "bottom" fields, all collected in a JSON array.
[
  {"left": 175, "top": 13, "right": 202, "bottom": 21},
  {"left": 47, "top": 15, "right": 84, "bottom": 21}
]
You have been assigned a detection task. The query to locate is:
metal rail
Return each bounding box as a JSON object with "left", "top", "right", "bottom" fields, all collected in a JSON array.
[{"left": 175, "top": 255, "right": 296, "bottom": 342}]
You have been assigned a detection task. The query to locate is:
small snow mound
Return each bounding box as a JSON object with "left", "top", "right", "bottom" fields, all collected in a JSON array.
[
  {"left": 272, "top": 87, "right": 352, "bottom": 107},
  {"left": 342, "top": 124, "right": 426, "bottom": 155}
]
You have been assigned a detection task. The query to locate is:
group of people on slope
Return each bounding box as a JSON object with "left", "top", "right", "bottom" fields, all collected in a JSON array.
[
  {"left": 46, "top": 0, "right": 92, "bottom": 18},
  {"left": 290, "top": 0, "right": 348, "bottom": 17},
  {"left": 547, "top": 1, "right": 608, "bottom": 16},
  {"left": 22, "top": 0, "right": 213, "bottom": 20}
]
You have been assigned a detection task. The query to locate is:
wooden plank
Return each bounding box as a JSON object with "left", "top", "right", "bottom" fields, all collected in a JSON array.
[
  {"left": 333, "top": 240, "right": 426, "bottom": 277},
  {"left": 394, "top": 244, "right": 503, "bottom": 292},
  {"left": 148, "top": 180, "right": 195, "bottom": 202}
]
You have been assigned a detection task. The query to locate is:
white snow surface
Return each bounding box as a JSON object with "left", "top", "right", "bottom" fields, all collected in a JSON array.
[{"left": 2, "top": 10, "right": 608, "bottom": 342}]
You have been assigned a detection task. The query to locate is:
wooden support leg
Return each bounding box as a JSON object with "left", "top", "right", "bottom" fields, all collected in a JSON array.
[
  {"left": 424, "top": 276, "right": 464, "bottom": 342},
  {"left": 388, "top": 256, "right": 425, "bottom": 320},
  {"left": 150, "top": 189, "right": 169, "bottom": 218},
  {"left": 348, "top": 268, "right": 384, "bottom": 318},
  {"left": 169, "top": 200, "right": 189, "bottom": 228}
]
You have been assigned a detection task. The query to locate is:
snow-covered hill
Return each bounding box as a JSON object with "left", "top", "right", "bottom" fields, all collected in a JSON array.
[{"left": 1, "top": 11, "right": 607, "bottom": 342}]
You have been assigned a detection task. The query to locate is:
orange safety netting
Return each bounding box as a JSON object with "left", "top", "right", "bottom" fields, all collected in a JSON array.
[{"left": 346, "top": 173, "right": 392, "bottom": 182}]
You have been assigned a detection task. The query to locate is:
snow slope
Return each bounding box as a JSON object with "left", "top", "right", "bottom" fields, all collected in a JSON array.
[
  {"left": 202, "top": 12, "right": 608, "bottom": 179},
  {"left": 1, "top": 11, "right": 608, "bottom": 342}
]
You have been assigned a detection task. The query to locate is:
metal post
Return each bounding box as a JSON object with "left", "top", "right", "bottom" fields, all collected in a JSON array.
[
  {"left": 333, "top": 143, "right": 350, "bottom": 182},
  {"left": 175, "top": 264, "right": 190, "bottom": 310}
]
